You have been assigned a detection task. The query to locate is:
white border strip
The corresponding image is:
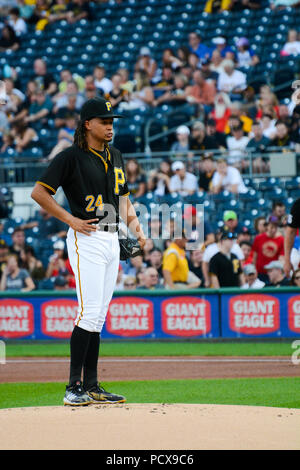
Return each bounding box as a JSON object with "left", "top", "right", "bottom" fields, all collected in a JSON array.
[{"left": 3, "top": 358, "right": 291, "bottom": 364}]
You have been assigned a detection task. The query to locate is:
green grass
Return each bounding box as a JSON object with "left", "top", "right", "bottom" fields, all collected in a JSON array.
[
  {"left": 4, "top": 341, "right": 295, "bottom": 358},
  {"left": 0, "top": 378, "right": 299, "bottom": 409}
]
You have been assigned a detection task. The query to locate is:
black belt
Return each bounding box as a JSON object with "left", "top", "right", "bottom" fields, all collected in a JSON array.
[{"left": 97, "top": 223, "right": 119, "bottom": 233}]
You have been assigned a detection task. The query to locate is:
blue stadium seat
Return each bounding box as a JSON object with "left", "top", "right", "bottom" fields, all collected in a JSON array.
[
  {"left": 182, "top": 191, "right": 207, "bottom": 205},
  {"left": 285, "top": 177, "right": 300, "bottom": 191}
]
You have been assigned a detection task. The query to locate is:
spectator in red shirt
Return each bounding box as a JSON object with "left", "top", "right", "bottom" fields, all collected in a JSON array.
[
  {"left": 46, "top": 240, "right": 75, "bottom": 288},
  {"left": 240, "top": 241, "right": 253, "bottom": 267},
  {"left": 251, "top": 216, "right": 285, "bottom": 282},
  {"left": 210, "top": 92, "right": 232, "bottom": 133}
]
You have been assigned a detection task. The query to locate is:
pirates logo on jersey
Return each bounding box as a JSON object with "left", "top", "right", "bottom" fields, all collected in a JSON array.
[
  {"left": 106, "top": 102, "right": 112, "bottom": 111},
  {"left": 114, "top": 167, "right": 125, "bottom": 195}
]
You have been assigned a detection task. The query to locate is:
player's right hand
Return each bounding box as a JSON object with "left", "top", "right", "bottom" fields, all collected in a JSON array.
[
  {"left": 69, "top": 217, "right": 99, "bottom": 236},
  {"left": 283, "top": 260, "right": 293, "bottom": 279}
]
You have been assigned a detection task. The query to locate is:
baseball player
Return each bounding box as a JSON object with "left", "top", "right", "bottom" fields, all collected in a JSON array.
[
  {"left": 31, "top": 97, "right": 146, "bottom": 406},
  {"left": 284, "top": 197, "right": 300, "bottom": 278}
]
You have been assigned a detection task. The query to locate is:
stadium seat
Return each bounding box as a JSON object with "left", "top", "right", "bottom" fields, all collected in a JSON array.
[{"left": 285, "top": 177, "right": 300, "bottom": 191}]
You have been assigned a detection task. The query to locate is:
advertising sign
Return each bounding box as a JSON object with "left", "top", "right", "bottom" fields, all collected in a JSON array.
[
  {"left": 0, "top": 289, "right": 299, "bottom": 340},
  {"left": 288, "top": 295, "right": 300, "bottom": 334},
  {"left": 161, "top": 296, "right": 212, "bottom": 337},
  {"left": 41, "top": 299, "right": 78, "bottom": 338},
  {"left": 106, "top": 296, "right": 154, "bottom": 337},
  {"left": 0, "top": 298, "right": 34, "bottom": 339},
  {"left": 228, "top": 293, "right": 280, "bottom": 336}
]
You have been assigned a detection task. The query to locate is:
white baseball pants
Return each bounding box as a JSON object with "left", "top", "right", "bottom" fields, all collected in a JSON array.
[{"left": 66, "top": 228, "right": 120, "bottom": 333}]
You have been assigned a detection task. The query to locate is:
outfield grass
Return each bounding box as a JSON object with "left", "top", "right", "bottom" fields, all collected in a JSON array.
[
  {"left": 0, "top": 378, "right": 299, "bottom": 410},
  {"left": 3, "top": 341, "right": 295, "bottom": 357}
]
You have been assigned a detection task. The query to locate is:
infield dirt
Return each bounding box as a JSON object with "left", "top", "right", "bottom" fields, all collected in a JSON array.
[
  {"left": 1, "top": 355, "right": 299, "bottom": 450},
  {"left": 0, "top": 403, "right": 299, "bottom": 450}
]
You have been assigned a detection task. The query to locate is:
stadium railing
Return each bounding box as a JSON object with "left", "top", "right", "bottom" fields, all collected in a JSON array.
[{"left": 0, "top": 147, "right": 298, "bottom": 185}]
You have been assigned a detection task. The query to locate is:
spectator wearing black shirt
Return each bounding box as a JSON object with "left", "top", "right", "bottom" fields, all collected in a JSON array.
[
  {"left": 0, "top": 24, "right": 19, "bottom": 52},
  {"left": 284, "top": 197, "right": 300, "bottom": 278},
  {"left": 291, "top": 105, "right": 300, "bottom": 143},
  {"left": 209, "top": 231, "right": 243, "bottom": 287},
  {"left": 152, "top": 66, "right": 174, "bottom": 98},
  {"left": 228, "top": 0, "right": 261, "bottom": 11},
  {"left": 272, "top": 120, "right": 294, "bottom": 148},
  {"left": 189, "top": 121, "right": 217, "bottom": 152},
  {"left": 188, "top": 249, "right": 204, "bottom": 285},
  {"left": 54, "top": 94, "right": 80, "bottom": 128},
  {"left": 104, "top": 73, "right": 128, "bottom": 109},
  {"left": 9, "top": 228, "right": 31, "bottom": 264},
  {"left": 65, "top": 0, "right": 91, "bottom": 23},
  {"left": 125, "top": 158, "right": 147, "bottom": 199},
  {"left": 32, "top": 58, "right": 57, "bottom": 96},
  {"left": 19, "top": 245, "right": 45, "bottom": 285},
  {"left": 205, "top": 118, "right": 227, "bottom": 148},
  {"left": 146, "top": 248, "right": 163, "bottom": 281},
  {"left": 198, "top": 154, "right": 216, "bottom": 192}
]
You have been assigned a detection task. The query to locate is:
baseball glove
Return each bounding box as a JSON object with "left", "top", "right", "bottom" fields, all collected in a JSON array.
[{"left": 119, "top": 238, "right": 142, "bottom": 261}]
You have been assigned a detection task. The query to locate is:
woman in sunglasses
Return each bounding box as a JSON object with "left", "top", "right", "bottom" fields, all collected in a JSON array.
[{"left": 291, "top": 269, "right": 300, "bottom": 287}]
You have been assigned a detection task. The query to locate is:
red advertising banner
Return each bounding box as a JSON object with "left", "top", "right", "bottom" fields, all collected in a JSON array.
[
  {"left": 161, "top": 296, "right": 211, "bottom": 337},
  {"left": 229, "top": 294, "right": 280, "bottom": 335},
  {"left": 106, "top": 296, "right": 154, "bottom": 337},
  {"left": 288, "top": 296, "right": 300, "bottom": 334},
  {"left": 41, "top": 299, "right": 78, "bottom": 338},
  {"left": 0, "top": 298, "right": 34, "bottom": 338}
]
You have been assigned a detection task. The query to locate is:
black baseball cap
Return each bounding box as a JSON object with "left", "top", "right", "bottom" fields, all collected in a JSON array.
[
  {"left": 220, "top": 231, "right": 237, "bottom": 241},
  {"left": 80, "top": 97, "right": 124, "bottom": 121}
]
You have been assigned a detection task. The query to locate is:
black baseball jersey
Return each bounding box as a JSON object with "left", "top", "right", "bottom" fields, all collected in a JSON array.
[
  {"left": 37, "top": 144, "right": 129, "bottom": 222},
  {"left": 209, "top": 252, "right": 242, "bottom": 287},
  {"left": 287, "top": 198, "right": 300, "bottom": 229}
]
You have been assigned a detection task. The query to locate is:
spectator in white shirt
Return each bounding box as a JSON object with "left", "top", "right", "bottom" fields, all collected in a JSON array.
[
  {"left": 242, "top": 264, "right": 265, "bottom": 289},
  {"left": 93, "top": 65, "right": 113, "bottom": 95},
  {"left": 169, "top": 161, "right": 198, "bottom": 196},
  {"left": 226, "top": 119, "right": 249, "bottom": 168},
  {"left": 8, "top": 7, "right": 27, "bottom": 36},
  {"left": 211, "top": 158, "right": 247, "bottom": 194},
  {"left": 261, "top": 113, "right": 277, "bottom": 140},
  {"left": 217, "top": 59, "right": 247, "bottom": 100},
  {"left": 281, "top": 29, "right": 300, "bottom": 56}
]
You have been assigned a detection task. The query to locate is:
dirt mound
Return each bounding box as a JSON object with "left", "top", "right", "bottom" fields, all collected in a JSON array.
[{"left": 0, "top": 403, "right": 299, "bottom": 450}]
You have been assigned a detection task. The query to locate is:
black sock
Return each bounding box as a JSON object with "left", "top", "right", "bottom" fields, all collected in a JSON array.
[
  {"left": 69, "top": 325, "right": 92, "bottom": 386},
  {"left": 83, "top": 332, "right": 100, "bottom": 390}
]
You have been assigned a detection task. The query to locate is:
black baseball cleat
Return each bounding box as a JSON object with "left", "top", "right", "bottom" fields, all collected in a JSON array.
[
  {"left": 86, "top": 383, "right": 126, "bottom": 404},
  {"left": 64, "top": 381, "right": 93, "bottom": 406}
]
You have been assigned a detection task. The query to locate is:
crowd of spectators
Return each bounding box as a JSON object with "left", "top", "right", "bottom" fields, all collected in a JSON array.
[
  {"left": 0, "top": 0, "right": 299, "bottom": 291},
  {"left": 0, "top": 199, "right": 298, "bottom": 292},
  {"left": 0, "top": 1, "right": 299, "bottom": 168}
]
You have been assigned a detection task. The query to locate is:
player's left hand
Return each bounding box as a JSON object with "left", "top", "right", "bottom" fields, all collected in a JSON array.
[{"left": 137, "top": 235, "right": 146, "bottom": 251}]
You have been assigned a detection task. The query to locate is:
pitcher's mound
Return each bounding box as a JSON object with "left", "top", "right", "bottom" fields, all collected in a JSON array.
[{"left": 0, "top": 403, "right": 299, "bottom": 450}]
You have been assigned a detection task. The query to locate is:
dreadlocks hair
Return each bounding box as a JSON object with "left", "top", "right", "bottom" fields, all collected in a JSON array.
[{"left": 74, "top": 119, "right": 88, "bottom": 151}]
